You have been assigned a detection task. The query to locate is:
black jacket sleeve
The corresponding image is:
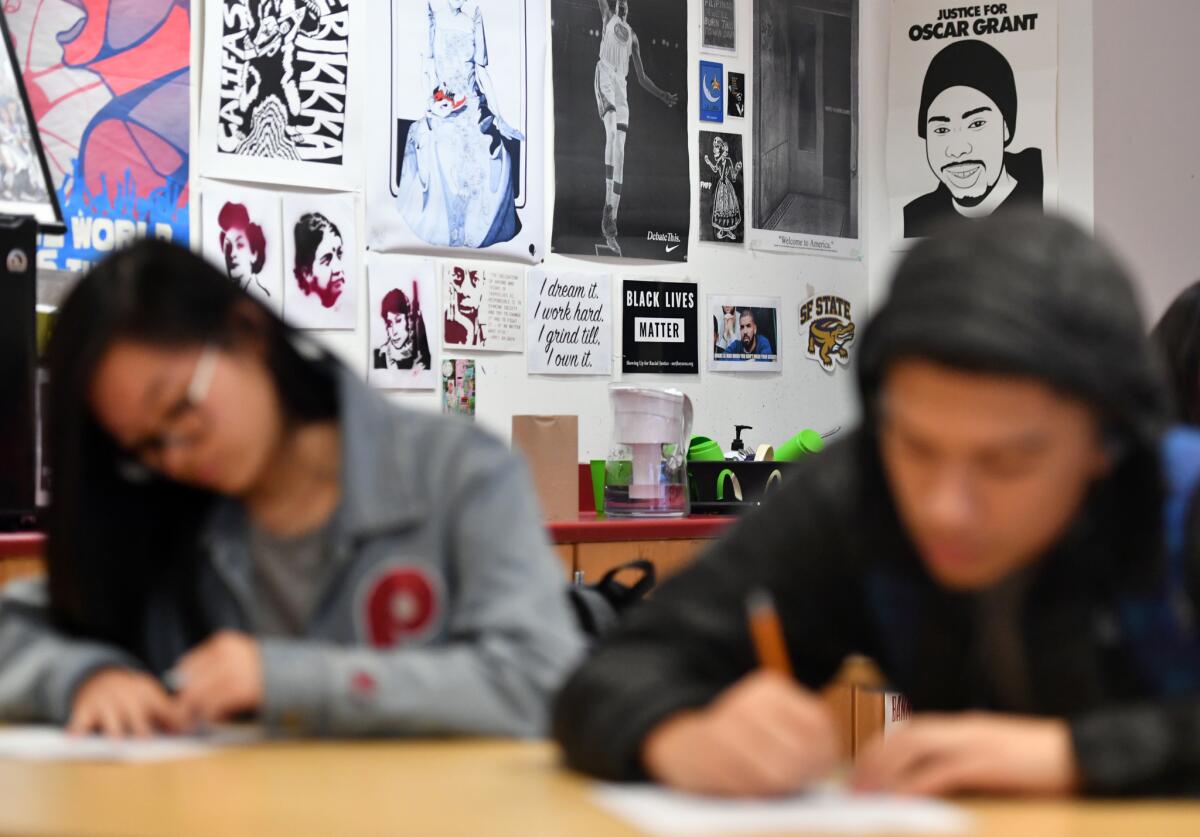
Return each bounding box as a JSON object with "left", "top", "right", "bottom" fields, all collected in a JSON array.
[{"left": 551, "top": 451, "right": 872, "bottom": 780}]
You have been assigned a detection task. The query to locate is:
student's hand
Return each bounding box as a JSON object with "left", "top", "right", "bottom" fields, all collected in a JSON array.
[
  {"left": 852, "top": 712, "right": 1080, "bottom": 796},
  {"left": 68, "top": 668, "right": 186, "bottom": 738},
  {"left": 641, "top": 670, "right": 841, "bottom": 796},
  {"left": 173, "top": 631, "right": 264, "bottom": 724}
]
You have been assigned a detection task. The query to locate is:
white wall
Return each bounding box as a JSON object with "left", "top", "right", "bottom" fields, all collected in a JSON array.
[
  {"left": 864, "top": 0, "right": 1095, "bottom": 309},
  {"left": 191, "top": 0, "right": 1098, "bottom": 461},
  {"left": 1093, "top": 0, "right": 1200, "bottom": 324}
]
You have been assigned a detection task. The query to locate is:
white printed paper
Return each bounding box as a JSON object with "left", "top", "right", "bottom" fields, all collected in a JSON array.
[
  {"left": 527, "top": 270, "right": 612, "bottom": 376},
  {"left": 368, "top": 253, "right": 438, "bottom": 390},
  {"left": 281, "top": 192, "right": 359, "bottom": 330},
  {"left": 200, "top": 180, "right": 283, "bottom": 313},
  {"left": 0, "top": 726, "right": 261, "bottom": 763},
  {"left": 441, "top": 261, "right": 524, "bottom": 353},
  {"left": 887, "top": 0, "right": 1058, "bottom": 246}
]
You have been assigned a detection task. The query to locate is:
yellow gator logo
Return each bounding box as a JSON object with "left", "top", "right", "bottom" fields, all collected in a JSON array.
[{"left": 800, "top": 295, "right": 855, "bottom": 372}]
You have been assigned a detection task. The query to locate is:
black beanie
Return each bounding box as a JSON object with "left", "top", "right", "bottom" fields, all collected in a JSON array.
[
  {"left": 918, "top": 40, "right": 1018, "bottom": 144},
  {"left": 857, "top": 212, "right": 1169, "bottom": 451}
]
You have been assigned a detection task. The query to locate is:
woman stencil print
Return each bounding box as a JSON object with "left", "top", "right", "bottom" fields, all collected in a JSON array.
[
  {"left": 398, "top": 0, "right": 525, "bottom": 249},
  {"left": 704, "top": 136, "right": 742, "bottom": 240}
]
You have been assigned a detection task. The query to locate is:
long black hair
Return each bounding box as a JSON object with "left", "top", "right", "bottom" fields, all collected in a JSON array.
[
  {"left": 45, "top": 239, "right": 339, "bottom": 658},
  {"left": 1151, "top": 281, "right": 1200, "bottom": 425}
]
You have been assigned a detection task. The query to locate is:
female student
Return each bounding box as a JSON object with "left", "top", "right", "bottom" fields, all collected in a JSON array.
[
  {"left": 554, "top": 213, "right": 1200, "bottom": 797},
  {"left": 1151, "top": 279, "right": 1200, "bottom": 425},
  {"left": 0, "top": 240, "right": 583, "bottom": 737}
]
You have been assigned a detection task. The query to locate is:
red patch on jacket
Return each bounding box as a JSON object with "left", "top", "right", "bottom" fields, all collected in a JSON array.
[{"left": 363, "top": 567, "right": 439, "bottom": 648}]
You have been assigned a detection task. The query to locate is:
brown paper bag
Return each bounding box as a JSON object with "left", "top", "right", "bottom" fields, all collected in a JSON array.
[{"left": 511, "top": 415, "right": 578, "bottom": 521}]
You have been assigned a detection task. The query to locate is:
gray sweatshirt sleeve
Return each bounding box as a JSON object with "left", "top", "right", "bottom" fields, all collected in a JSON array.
[
  {"left": 0, "top": 576, "right": 142, "bottom": 723},
  {"left": 257, "top": 442, "right": 586, "bottom": 737}
]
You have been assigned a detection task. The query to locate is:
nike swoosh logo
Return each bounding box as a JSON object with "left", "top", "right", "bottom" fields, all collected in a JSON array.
[{"left": 665, "top": 244, "right": 679, "bottom": 253}]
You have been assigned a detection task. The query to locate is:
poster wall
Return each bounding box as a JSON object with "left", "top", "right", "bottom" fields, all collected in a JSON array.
[
  {"left": 441, "top": 262, "right": 525, "bottom": 352},
  {"left": 368, "top": 253, "right": 438, "bottom": 390},
  {"left": 527, "top": 270, "right": 612, "bottom": 376},
  {"left": 201, "top": 181, "right": 284, "bottom": 313},
  {"left": 708, "top": 294, "right": 782, "bottom": 372},
  {"left": 887, "top": 0, "right": 1058, "bottom": 245},
  {"left": 551, "top": 0, "right": 690, "bottom": 262},
  {"left": 366, "top": 0, "right": 545, "bottom": 264},
  {"left": 622, "top": 279, "right": 698, "bottom": 375},
  {"left": 702, "top": 0, "right": 737, "bottom": 53},
  {"left": 200, "top": 0, "right": 360, "bottom": 189},
  {"left": 751, "top": 0, "right": 859, "bottom": 259},
  {"left": 282, "top": 192, "right": 359, "bottom": 330},
  {"left": 7, "top": 1, "right": 191, "bottom": 271},
  {"left": 699, "top": 131, "right": 745, "bottom": 244}
]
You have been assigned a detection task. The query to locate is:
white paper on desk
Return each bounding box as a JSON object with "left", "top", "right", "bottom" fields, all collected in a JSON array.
[
  {"left": 0, "top": 726, "right": 262, "bottom": 763},
  {"left": 592, "top": 782, "right": 972, "bottom": 835}
]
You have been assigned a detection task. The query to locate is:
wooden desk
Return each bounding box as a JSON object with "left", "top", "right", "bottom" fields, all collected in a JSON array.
[
  {"left": 0, "top": 739, "right": 1194, "bottom": 837},
  {"left": 549, "top": 514, "right": 733, "bottom": 586}
]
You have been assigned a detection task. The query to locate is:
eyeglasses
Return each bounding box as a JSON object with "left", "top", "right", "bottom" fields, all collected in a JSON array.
[{"left": 119, "top": 345, "right": 219, "bottom": 481}]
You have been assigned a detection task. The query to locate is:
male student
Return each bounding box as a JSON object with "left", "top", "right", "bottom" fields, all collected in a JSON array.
[
  {"left": 554, "top": 212, "right": 1200, "bottom": 797},
  {"left": 904, "top": 40, "right": 1043, "bottom": 238}
]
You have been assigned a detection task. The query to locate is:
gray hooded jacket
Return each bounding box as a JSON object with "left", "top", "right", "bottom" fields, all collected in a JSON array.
[{"left": 0, "top": 367, "right": 585, "bottom": 736}]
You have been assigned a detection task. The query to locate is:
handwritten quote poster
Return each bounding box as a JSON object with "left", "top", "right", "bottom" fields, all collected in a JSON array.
[
  {"left": 703, "top": 0, "right": 737, "bottom": 52},
  {"left": 527, "top": 270, "right": 612, "bottom": 376}
]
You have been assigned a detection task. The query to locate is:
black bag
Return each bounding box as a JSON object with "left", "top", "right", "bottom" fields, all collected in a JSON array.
[{"left": 568, "top": 559, "right": 657, "bottom": 640}]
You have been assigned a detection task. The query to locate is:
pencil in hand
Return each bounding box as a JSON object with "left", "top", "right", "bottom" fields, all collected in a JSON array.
[{"left": 746, "top": 587, "right": 793, "bottom": 678}]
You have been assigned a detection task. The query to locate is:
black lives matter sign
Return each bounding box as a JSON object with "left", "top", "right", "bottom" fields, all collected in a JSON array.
[{"left": 622, "top": 279, "right": 699, "bottom": 374}]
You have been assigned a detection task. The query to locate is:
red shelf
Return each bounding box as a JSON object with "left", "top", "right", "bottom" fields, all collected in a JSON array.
[
  {"left": 547, "top": 513, "right": 732, "bottom": 544},
  {"left": 0, "top": 532, "right": 44, "bottom": 559}
]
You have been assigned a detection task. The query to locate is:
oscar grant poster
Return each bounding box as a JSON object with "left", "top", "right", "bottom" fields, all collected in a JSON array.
[
  {"left": 622, "top": 279, "right": 698, "bottom": 374},
  {"left": 750, "top": 0, "right": 860, "bottom": 259},
  {"left": 365, "top": 0, "right": 546, "bottom": 264},
  {"left": 887, "top": 0, "right": 1058, "bottom": 247},
  {"left": 699, "top": 131, "right": 745, "bottom": 244},
  {"left": 6, "top": 1, "right": 191, "bottom": 271},
  {"left": 551, "top": 0, "right": 690, "bottom": 262},
  {"left": 527, "top": 269, "right": 613, "bottom": 376},
  {"left": 200, "top": 0, "right": 362, "bottom": 190},
  {"left": 200, "top": 180, "right": 284, "bottom": 313}
]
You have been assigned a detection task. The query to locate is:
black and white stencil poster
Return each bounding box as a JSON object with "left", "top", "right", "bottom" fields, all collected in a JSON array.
[
  {"left": 751, "top": 0, "right": 859, "bottom": 259},
  {"left": 551, "top": 0, "right": 690, "bottom": 262},
  {"left": 201, "top": 0, "right": 361, "bottom": 189},
  {"left": 699, "top": 131, "right": 745, "bottom": 244},
  {"left": 622, "top": 279, "right": 698, "bottom": 374},
  {"left": 527, "top": 270, "right": 613, "bottom": 376},
  {"left": 887, "top": 0, "right": 1058, "bottom": 246},
  {"left": 366, "top": 0, "right": 546, "bottom": 264}
]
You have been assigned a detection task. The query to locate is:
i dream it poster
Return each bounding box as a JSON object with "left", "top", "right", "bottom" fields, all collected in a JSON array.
[{"left": 886, "top": 0, "right": 1059, "bottom": 247}]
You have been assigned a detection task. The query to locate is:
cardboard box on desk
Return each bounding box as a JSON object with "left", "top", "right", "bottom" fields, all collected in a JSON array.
[{"left": 511, "top": 415, "right": 579, "bottom": 521}]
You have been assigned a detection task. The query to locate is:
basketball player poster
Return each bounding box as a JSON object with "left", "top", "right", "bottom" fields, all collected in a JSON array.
[{"left": 551, "top": 0, "right": 690, "bottom": 262}]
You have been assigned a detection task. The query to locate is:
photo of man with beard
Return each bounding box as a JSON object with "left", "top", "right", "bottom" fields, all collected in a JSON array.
[{"left": 903, "top": 39, "right": 1043, "bottom": 238}]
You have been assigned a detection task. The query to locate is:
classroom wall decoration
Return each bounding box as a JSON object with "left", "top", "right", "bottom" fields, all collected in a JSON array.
[
  {"left": 751, "top": 0, "right": 860, "bottom": 259},
  {"left": 441, "top": 261, "right": 525, "bottom": 352},
  {"left": 699, "top": 131, "right": 745, "bottom": 244},
  {"left": 6, "top": 1, "right": 191, "bottom": 271},
  {"left": 282, "top": 192, "right": 359, "bottom": 330},
  {"left": 708, "top": 294, "right": 782, "bottom": 372},
  {"left": 441, "top": 359, "right": 476, "bottom": 418},
  {"left": 368, "top": 253, "right": 438, "bottom": 390},
  {"left": 702, "top": 0, "right": 737, "bottom": 52},
  {"left": 887, "top": 0, "right": 1058, "bottom": 245},
  {"left": 200, "top": 181, "right": 283, "bottom": 313},
  {"left": 0, "top": 17, "right": 59, "bottom": 227},
  {"left": 621, "top": 279, "right": 699, "bottom": 375},
  {"left": 550, "top": 0, "right": 690, "bottom": 262},
  {"left": 527, "top": 270, "right": 613, "bottom": 376},
  {"left": 200, "top": 0, "right": 359, "bottom": 189},
  {"left": 365, "top": 0, "right": 546, "bottom": 264},
  {"left": 699, "top": 61, "right": 725, "bottom": 123},
  {"left": 727, "top": 72, "right": 746, "bottom": 118},
  {"left": 799, "top": 293, "right": 855, "bottom": 373}
]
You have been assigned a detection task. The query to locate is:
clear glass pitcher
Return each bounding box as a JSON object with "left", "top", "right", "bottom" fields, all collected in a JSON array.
[{"left": 603, "top": 385, "right": 693, "bottom": 517}]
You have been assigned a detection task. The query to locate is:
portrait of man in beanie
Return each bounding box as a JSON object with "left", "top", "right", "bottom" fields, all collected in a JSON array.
[{"left": 904, "top": 39, "right": 1043, "bottom": 238}]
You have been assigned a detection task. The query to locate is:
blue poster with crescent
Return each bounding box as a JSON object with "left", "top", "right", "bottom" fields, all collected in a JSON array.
[{"left": 699, "top": 60, "right": 723, "bottom": 123}]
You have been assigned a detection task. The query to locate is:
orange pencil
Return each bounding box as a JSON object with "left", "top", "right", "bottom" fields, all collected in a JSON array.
[{"left": 746, "top": 588, "right": 793, "bottom": 677}]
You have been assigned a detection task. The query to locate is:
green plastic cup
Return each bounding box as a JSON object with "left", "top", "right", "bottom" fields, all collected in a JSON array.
[
  {"left": 688, "top": 436, "right": 725, "bottom": 462},
  {"left": 776, "top": 429, "right": 826, "bottom": 461},
  {"left": 589, "top": 459, "right": 606, "bottom": 515}
]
